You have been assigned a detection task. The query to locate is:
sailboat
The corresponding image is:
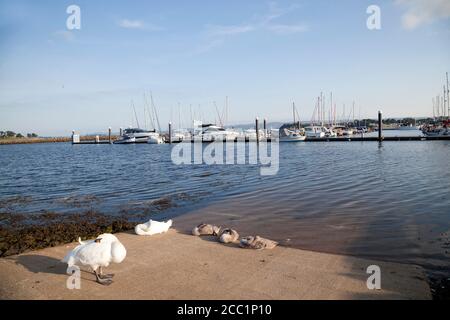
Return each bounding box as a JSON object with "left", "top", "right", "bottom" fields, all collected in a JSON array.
[
  {"left": 146, "top": 93, "right": 165, "bottom": 144},
  {"left": 280, "top": 102, "right": 306, "bottom": 142},
  {"left": 115, "top": 100, "right": 161, "bottom": 144}
]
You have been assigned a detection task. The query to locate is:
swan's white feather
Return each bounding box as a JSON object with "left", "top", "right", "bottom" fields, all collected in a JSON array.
[
  {"left": 135, "top": 219, "right": 173, "bottom": 236},
  {"left": 62, "top": 233, "right": 126, "bottom": 271}
]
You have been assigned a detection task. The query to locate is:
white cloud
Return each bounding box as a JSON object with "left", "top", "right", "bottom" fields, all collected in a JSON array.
[
  {"left": 118, "top": 19, "right": 164, "bottom": 31},
  {"left": 260, "top": 1, "right": 301, "bottom": 24},
  {"left": 396, "top": 0, "right": 450, "bottom": 30},
  {"left": 206, "top": 24, "right": 255, "bottom": 36},
  {"left": 266, "top": 24, "right": 308, "bottom": 34},
  {"left": 205, "top": 2, "right": 307, "bottom": 38}
]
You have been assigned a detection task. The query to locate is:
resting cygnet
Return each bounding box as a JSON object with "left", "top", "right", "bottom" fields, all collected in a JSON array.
[
  {"left": 239, "top": 236, "right": 278, "bottom": 250},
  {"left": 218, "top": 228, "right": 240, "bottom": 244},
  {"left": 192, "top": 223, "right": 221, "bottom": 236}
]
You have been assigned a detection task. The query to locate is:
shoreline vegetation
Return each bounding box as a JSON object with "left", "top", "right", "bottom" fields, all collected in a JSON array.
[{"left": 0, "top": 135, "right": 119, "bottom": 145}]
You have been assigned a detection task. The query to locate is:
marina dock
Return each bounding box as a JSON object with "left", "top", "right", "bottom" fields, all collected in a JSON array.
[
  {"left": 71, "top": 135, "right": 450, "bottom": 145},
  {"left": 71, "top": 112, "right": 450, "bottom": 145}
]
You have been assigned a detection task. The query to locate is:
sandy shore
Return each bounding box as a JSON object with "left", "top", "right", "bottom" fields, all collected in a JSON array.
[{"left": 0, "top": 226, "right": 431, "bottom": 300}]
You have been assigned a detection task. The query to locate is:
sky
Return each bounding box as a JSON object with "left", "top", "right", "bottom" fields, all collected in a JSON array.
[{"left": 0, "top": 0, "right": 449, "bottom": 136}]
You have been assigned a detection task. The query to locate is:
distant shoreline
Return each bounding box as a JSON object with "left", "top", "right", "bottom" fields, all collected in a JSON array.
[{"left": 0, "top": 136, "right": 119, "bottom": 145}]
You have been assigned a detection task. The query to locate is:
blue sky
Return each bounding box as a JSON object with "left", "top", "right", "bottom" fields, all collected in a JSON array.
[{"left": 0, "top": 0, "right": 449, "bottom": 135}]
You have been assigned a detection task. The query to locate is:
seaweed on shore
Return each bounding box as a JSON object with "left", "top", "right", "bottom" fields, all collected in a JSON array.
[
  {"left": 0, "top": 192, "right": 199, "bottom": 258},
  {"left": 56, "top": 195, "right": 101, "bottom": 208},
  {"left": 0, "top": 210, "right": 135, "bottom": 257},
  {"left": 119, "top": 195, "right": 183, "bottom": 215},
  {"left": 0, "top": 196, "right": 33, "bottom": 211}
]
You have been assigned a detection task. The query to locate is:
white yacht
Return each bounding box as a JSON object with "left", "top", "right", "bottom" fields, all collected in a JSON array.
[
  {"left": 305, "top": 126, "right": 325, "bottom": 138},
  {"left": 280, "top": 128, "right": 306, "bottom": 142},
  {"left": 332, "top": 126, "right": 354, "bottom": 136},
  {"left": 323, "top": 127, "right": 337, "bottom": 138},
  {"left": 244, "top": 128, "right": 267, "bottom": 141},
  {"left": 279, "top": 102, "right": 307, "bottom": 142},
  {"left": 171, "top": 129, "right": 192, "bottom": 143},
  {"left": 148, "top": 134, "right": 164, "bottom": 144},
  {"left": 115, "top": 128, "right": 161, "bottom": 144},
  {"left": 201, "top": 125, "right": 240, "bottom": 142}
]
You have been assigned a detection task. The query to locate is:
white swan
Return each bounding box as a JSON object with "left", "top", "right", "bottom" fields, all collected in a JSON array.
[
  {"left": 239, "top": 236, "right": 278, "bottom": 250},
  {"left": 134, "top": 219, "right": 173, "bottom": 236},
  {"left": 62, "top": 233, "right": 127, "bottom": 285},
  {"left": 218, "top": 228, "right": 240, "bottom": 244},
  {"left": 192, "top": 223, "right": 221, "bottom": 236}
]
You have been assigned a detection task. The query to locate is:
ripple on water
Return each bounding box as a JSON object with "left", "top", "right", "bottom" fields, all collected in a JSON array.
[{"left": 0, "top": 141, "right": 449, "bottom": 272}]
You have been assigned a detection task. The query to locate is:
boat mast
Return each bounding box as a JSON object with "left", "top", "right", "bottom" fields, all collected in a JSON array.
[
  {"left": 352, "top": 101, "right": 355, "bottom": 125},
  {"left": 292, "top": 102, "right": 296, "bottom": 128},
  {"left": 330, "top": 92, "right": 333, "bottom": 127},
  {"left": 320, "top": 92, "right": 323, "bottom": 126},
  {"left": 214, "top": 101, "right": 223, "bottom": 127},
  {"left": 225, "top": 96, "right": 228, "bottom": 127},
  {"left": 445, "top": 72, "right": 450, "bottom": 117},
  {"left": 132, "top": 100, "right": 140, "bottom": 128},
  {"left": 150, "top": 92, "right": 161, "bottom": 133},
  {"left": 432, "top": 97, "right": 436, "bottom": 119},
  {"left": 143, "top": 104, "right": 146, "bottom": 130}
]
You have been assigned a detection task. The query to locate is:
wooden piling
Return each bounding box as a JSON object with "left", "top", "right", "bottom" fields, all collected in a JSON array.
[
  {"left": 256, "top": 117, "right": 259, "bottom": 144},
  {"left": 378, "top": 111, "right": 383, "bottom": 142},
  {"left": 71, "top": 131, "right": 80, "bottom": 144},
  {"left": 263, "top": 118, "right": 267, "bottom": 138},
  {"left": 119, "top": 127, "right": 123, "bottom": 137},
  {"left": 108, "top": 127, "right": 112, "bottom": 144},
  {"left": 169, "top": 122, "right": 172, "bottom": 144}
]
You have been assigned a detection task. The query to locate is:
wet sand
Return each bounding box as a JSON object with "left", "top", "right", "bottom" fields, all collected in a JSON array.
[{"left": 0, "top": 227, "right": 431, "bottom": 300}]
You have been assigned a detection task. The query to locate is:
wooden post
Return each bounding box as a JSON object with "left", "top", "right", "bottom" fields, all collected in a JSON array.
[
  {"left": 71, "top": 130, "right": 80, "bottom": 144},
  {"left": 169, "top": 122, "right": 172, "bottom": 144},
  {"left": 108, "top": 127, "right": 112, "bottom": 144},
  {"left": 263, "top": 118, "right": 267, "bottom": 139},
  {"left": 256, "top": 117, "right": 259, "bottom": 144},
  {"left": 119, "top": 127, "right": 123, "bottom": 137},
  {"left": 378, "top": 110, "right": 383, "bottom": 142}
]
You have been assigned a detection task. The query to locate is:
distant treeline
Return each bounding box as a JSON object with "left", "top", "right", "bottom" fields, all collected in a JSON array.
[{"left": 0, "top": 131, "right": 38, "bottom": 139}]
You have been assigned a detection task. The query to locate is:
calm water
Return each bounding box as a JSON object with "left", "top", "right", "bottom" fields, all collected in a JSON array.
[{"left": 1, "top": 132, "right": 449, "bottom": 274}]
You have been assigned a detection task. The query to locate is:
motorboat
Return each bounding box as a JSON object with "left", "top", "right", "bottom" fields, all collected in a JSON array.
[
  {"left": 114, "top": 136, "right": 136, "bottom": 144},
  {"left": 244, "top": 129, "right": 267, "bottom": 141},
  {"left": 278, "top": 102, "right": 307, "bottom": 141},
  {"left": 280, "top": 128, "right": 306, "bottom": 142},
  {"left": 422, "top": 119, "right": 449, "bottom": 136},
  {"left": 332, "top": 126, "right": 354, "bottom": 136},
  {"left": 148, "top": 135, "right": 164, "bottom": 144},
  {"left": 200, "top": 125, "right": 240, "bottom": 142},
  {"left": 168, "top": 129, "right": 192, "bottom": 143},
  {"left": 115, "top": 128, "right": 161, "bottom": 144},
  {"left": 305, "top": 126, "right": 325, "bottom": 138},
  {"left": 323, "top": 127, "right": 337, "bottom": 138}
]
